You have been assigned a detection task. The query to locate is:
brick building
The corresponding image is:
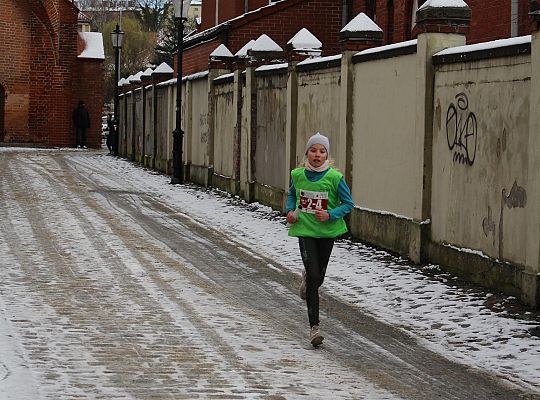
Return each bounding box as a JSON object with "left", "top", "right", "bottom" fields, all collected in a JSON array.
[
  {"left": 352, "top": 0, "right": 537, "bottom": 45},
  {"left": 181, "top": 0, "right": 537, "bottom": 76},
  {"left": 0, "top": 0, "right": 105, "bottom": 148},
  {"left": 183, "top": 0, "right": 342, "bottom": 75}
]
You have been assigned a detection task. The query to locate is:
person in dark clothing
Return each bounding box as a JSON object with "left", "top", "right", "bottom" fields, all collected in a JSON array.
[
  {"left": 72, "top": 101, "right": 90, "bottom": 148},
  {"left": 106, "top": 114, "right": 115, "bottom": 155}
]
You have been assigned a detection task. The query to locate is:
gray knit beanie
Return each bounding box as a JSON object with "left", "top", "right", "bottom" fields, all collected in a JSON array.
[{"left": 305, "top": 132, "right": 330, "bottom": 154}]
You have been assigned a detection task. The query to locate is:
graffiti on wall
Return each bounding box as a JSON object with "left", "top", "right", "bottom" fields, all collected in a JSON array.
[
  {"left": 199, "top": 113, "right": 208, "bottom": 144},
  {"left": 484, "top": 180, "right": 527, "bottom": 257},
  {"left": 446, "top": 93, "right": 477, "bottom": 166},
  {"left": 498, "top": 181, "right": 527, "bottom": 258},
  {"left": 482, "top": 205, "right": 496, "bottom": 248}
]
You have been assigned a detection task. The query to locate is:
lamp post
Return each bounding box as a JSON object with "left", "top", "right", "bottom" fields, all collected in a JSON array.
[
  {"left": 171, "top": 0, "right": 191, "bottom": 184},
  {"left": 111, "top": 24, "right": 124, "bottom": 156}
]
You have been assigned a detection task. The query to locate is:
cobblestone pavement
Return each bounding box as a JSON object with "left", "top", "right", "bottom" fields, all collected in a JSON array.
[{"left": 0, "top": 149, "right": 538, "bottom": 399}]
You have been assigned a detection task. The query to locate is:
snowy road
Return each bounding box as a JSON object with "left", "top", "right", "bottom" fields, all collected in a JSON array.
[{"left": 0, "top": 149, "right": 538, "bottom": 399}]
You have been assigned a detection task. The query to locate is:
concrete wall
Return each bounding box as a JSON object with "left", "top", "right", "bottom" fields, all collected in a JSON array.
[
  {"left": 432, "top": 54, "right": 531, "bottom": 263},
  {"left": 118, "top": 94, "right": 126, "bottom": 154},
  {"left": 213, "top": 79, "right": 236, "bottom": 183},
  {"left": 117, "top": 32, "right": 540, "bottom": 307},
  {"left": 154, "top": 84, "right": 174, "bottom": 173},
  {"left": 430, "top": 51, "right": 537, "bottom": 302},
  {"left": 296, "top": 66, "right": 343, "bottom": 169},
  {"left": 125, "top": 93, "right": 134, "bottom": 157},
  {"left": 143, "top": 86, "right": 153, "bottom": 164},
  {"left": 351, "top": 52, "right": 419, "bottom": 219},
  {"left": 189, "top": 78, "right": 209, "bottom": 167},
  {"left": 134, "top": 89, "right": 143, "bottom": 160},
  {"left": 239, "top": 72, "right": 251, "bottom": 199},
  {"left": 255, "top": 71, "right": 288, "bottom": 191}
]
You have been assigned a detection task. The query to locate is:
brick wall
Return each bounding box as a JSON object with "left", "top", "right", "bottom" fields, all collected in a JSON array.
[
  {"left": 230, "top": 0, "right": 342, "bottom": 55},
  {"left": 466, "top": 0, "right": 536, "bottom": 42},
  {"left": 351, "top": 0, "right": 537, "bottom": 45},
  {"left": 200, "top": 0, "right": 538, "bottom": 56},
  {"left": 185, "top": 0, "right": 342, "bottom": 76},
  {"left": 468, "top": 0, "right": 511, "bottom": 42},
  {"left": 0, "top": 0, "right": 104, "bottom": 148},
  {"left": 73, "top": 60, "right": 104, "bottom": 148},
  {"left": 201, "top": 0, "right": 273, "bottom": 31},
  {"left": 0, "top": 1, "right": 33, "bottom": 142},
  {"left": 184, "top": 39, "right": 223, "bottom": 76},
  {"left": 200, "top": 0, "right": 243, "bottom": 30}
]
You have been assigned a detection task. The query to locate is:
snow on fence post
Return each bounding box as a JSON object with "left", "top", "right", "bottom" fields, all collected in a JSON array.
[
  {"left": 412, "top": 0, "right": 471, "bottom": 264},
  {"left": 243, "top": 34, "right": 285, "bottom": 204},
  {"left": 207, "top": 45, "right": 234, "bottom": 188},
  {"left": 233, "top": 40, "right": 254, "bottom": 200},
  {"left": 283, "top": 28, "right": 323, "bottom": 211},
  {"left": 339, "top": 13, "right": 383, "bottom": 193}
]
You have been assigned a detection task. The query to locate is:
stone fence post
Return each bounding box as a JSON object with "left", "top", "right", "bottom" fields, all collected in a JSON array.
[
  {"left": 207, "top": 55, "right": 233, "bottom": 187},
  {"left": 339, "top": 13, "right": 383, "bottom": 191},
  {"left": 525, "top": 4, "right": 540, "bottom": 306},
  {"left": 241, "top": 36, "right": 285, "bottom": 203},
  {"left": 414, "top": 1, "right": 470, "bottom": 262},
  {"left": 150, "top": 64, "right": 173, "bottom": 170}
]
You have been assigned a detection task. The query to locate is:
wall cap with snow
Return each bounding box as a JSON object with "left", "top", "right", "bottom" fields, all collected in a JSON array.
[
  {"left": 340, "top": 13, "right": 383, "bottom": 42},
  {"left": 416, "top": 0, "right": 471, "bottom": 25}
]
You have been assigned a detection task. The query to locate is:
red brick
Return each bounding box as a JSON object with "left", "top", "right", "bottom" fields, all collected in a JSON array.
[
  {"left": 0, "top": 0, "right": 104, "bottom": 147},
  {"left": 184, "top": 0, "right": 342, "bottom": 76},
  {"left": 353, "top": 0, "right": 535, "bottom": 45}
]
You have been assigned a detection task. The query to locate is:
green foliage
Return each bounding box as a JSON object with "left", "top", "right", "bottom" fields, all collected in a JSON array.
[{"left": 103, "top": 17, "right": 155, "bottom": 102}]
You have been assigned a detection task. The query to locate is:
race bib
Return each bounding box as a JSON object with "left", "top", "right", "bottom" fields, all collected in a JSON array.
[{"left": 299, "top": 189, "right": 328, "bottom": 214}]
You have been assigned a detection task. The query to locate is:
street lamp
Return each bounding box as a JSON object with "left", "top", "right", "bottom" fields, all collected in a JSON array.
[
  {"left": 171, "top": 0, "right": 191, "bottom": 184},
  {"left": 111, "top": 24, "right": 124, "bottom": 156}
]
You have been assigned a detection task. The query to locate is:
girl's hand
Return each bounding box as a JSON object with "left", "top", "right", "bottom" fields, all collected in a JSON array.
[
  {"left": 286, "top": 211, "right": 297, "bottom": 224},
  {"left": 315, "top": 209, "right": 330, "bottom": 222}
]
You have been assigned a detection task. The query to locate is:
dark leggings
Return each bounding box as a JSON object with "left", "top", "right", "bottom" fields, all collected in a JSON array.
[
  {"left": 76, "top": 127, "right": 87, "bottom": 147},
  {"left": 298, "top": 237, "right": 335, "bottom": 327}
]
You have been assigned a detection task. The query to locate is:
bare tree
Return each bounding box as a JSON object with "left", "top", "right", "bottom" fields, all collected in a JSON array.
[{"left": 76, "top": 0, "right": 139, "bottom": 32}]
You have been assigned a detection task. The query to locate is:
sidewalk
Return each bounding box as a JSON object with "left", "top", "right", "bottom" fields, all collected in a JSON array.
[
  {"left": 0, "top": 148, "right": 538, "bottom": 398},
  {"left": 90, "top": 152, "right": 540, "bottom": 391}
]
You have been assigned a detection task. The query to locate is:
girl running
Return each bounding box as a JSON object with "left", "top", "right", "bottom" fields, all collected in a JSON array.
[{"left": 286, "top": 132, "right": 354, "bottom": 346}]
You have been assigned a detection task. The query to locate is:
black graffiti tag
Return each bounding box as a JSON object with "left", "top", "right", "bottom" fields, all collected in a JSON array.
[{"left": 446, "top": 93, "right": 477, "bottom": 166}]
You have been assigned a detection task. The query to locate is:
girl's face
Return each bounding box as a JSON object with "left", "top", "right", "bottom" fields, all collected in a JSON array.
[{"left": 307, "top": 144, "right": 328, "bottom": 168}]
